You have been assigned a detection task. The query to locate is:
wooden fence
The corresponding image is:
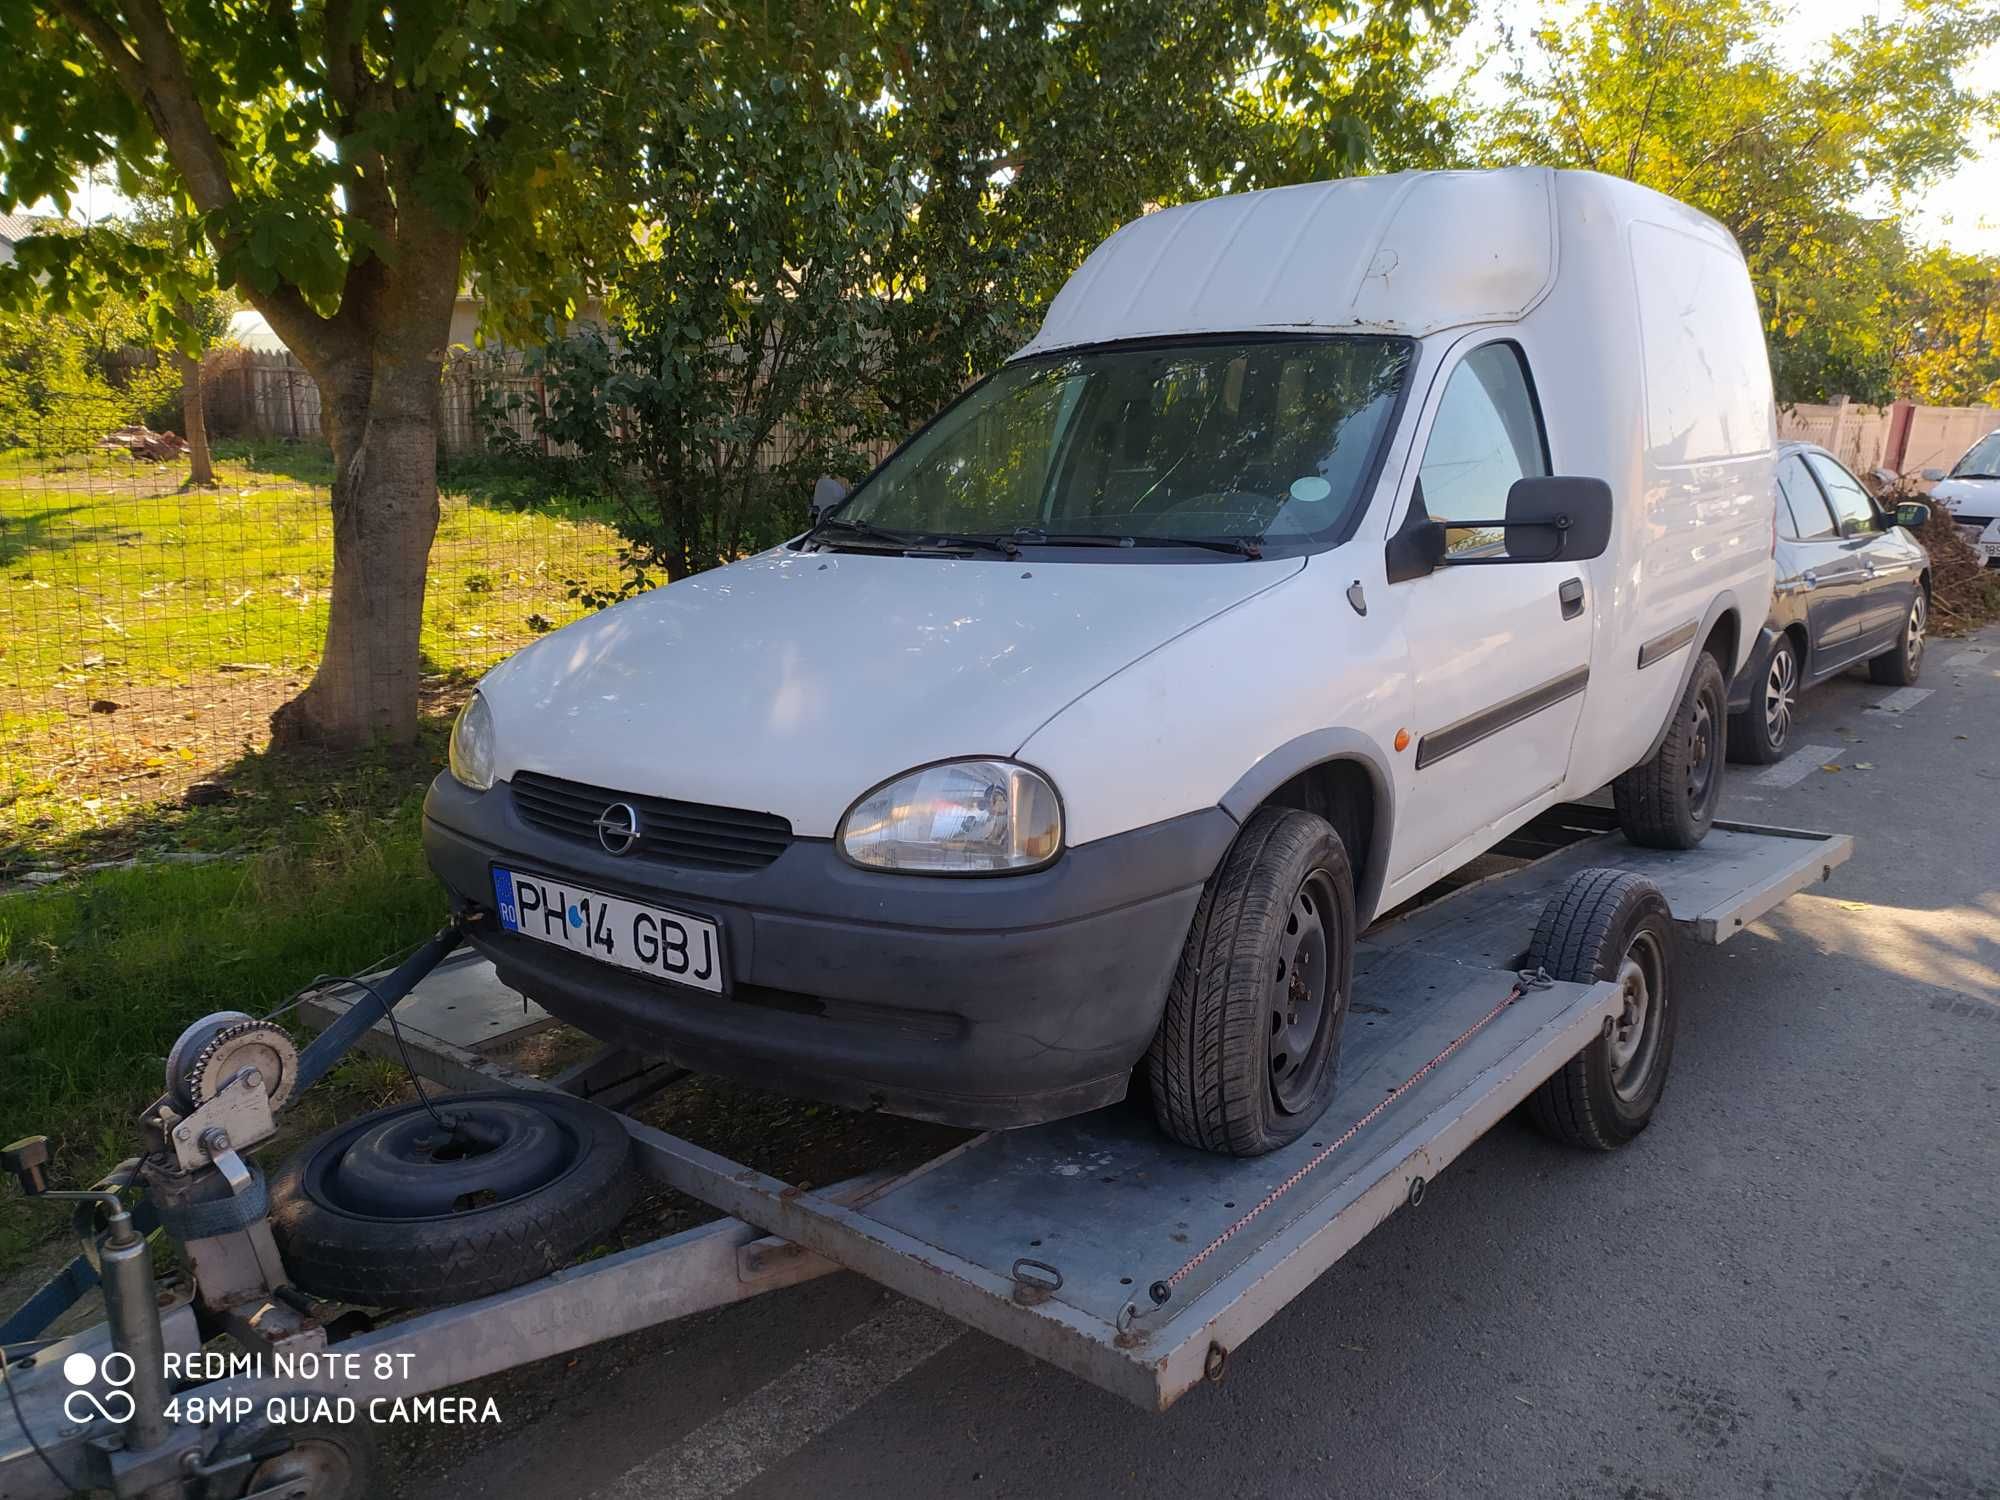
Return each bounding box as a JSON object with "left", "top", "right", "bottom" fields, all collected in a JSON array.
[
  {"left": 204, "top": 347, "right": 1996, "bottom": 484},
  {"left": 204, "top": 348, "right": 553, "bottom": 454}
]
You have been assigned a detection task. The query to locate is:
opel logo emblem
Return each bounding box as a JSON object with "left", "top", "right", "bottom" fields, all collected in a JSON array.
[{"left": 595, "top": 802, "right": 642, "bottom": 856}]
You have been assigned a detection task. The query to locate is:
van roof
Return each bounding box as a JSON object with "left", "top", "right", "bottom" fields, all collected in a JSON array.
[{"left": 1015, "top": 167, "right": 1740, "bottom": 356}]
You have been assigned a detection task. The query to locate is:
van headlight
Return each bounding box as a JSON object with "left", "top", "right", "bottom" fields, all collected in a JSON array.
[
  {"left": 448, "top": 691, "right": 498, "bottom": 791},
  {"left": 839, "top": 760, "right": 1063, "bottom": 874}
]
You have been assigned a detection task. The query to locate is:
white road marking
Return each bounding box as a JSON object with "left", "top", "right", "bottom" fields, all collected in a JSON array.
[
  {"left": 1867, "top": 687, "right": 1934, "bottom": 714},
  {"left": 588, "top": 1297, "right": 965, "bottom": 1500},
  {"left": 1753, "top": 745, "right": 1841, "bottom": 788},
  {"left": 1945, "top": 648, "right": 1991, "bottom": 668}
]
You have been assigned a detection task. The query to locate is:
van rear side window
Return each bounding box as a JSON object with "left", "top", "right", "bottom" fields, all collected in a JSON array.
[{"left": 1630, "top": 222, "right": 1772, "bottom": 464}]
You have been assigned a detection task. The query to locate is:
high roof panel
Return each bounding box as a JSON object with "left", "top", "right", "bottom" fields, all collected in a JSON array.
[{"left": 1016, "top": 167, "right": 1567, "bottom": 355}]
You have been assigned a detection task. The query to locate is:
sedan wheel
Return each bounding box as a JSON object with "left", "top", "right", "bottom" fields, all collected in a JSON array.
[
  {"left": 1868, "top": 588, "right": 1929, "bottom": 687},
  {"left": 1762, "top": 641, "right": 1797, "bottom": 751}
]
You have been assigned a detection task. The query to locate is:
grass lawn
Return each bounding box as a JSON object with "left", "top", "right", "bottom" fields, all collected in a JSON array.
[
  {"left": 0, "top": 779, "right": 449, "bottom": 1277},
  {"left": 1, "top": 440, "right": 627, "bottom": 864},
  {"left": 0, "top": 441, "right": 631, "bottom": 1279}
]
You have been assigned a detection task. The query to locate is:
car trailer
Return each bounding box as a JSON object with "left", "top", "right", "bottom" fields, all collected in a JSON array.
[{"left": 1, "top": 805, "right": 1850, "bottom": 1500}]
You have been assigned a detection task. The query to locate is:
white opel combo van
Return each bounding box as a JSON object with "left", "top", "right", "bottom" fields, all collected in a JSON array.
[{"left": 426, "top": 167, "right": 1777, "bottom": 1156}]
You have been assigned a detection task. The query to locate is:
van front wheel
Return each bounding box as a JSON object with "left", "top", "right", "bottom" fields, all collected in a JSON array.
[
  {"left": 1147, "top": 808, "right": 1355, "bottom": 1157},
  {"left": 1613, "top": 650, "right": 1726, "bottom": 849}
]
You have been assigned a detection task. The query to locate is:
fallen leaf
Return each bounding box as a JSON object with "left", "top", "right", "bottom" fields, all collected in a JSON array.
[{"left": 1820, "top": 763, "right": 1841, "bottom": 773}]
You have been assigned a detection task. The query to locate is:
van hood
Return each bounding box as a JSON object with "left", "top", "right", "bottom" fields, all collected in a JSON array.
[{"left": 478, "top": 547, "right": 1304, "bottom": 837}]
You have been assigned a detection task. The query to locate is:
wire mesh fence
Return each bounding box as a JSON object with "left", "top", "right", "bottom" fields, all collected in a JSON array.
[{"left": 0, "top": 427, "right": 629, "bottom": 822}]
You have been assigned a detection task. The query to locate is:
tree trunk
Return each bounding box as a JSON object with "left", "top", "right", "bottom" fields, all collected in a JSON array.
[
  {"left": 175, "top": 348, "right": 215, "bottom": 486},
  {"left": 268, "top": 358, "right": 443, "bottom": 749}
]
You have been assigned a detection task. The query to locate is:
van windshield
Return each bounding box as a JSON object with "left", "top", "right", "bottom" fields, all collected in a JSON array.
[{"left": 836, "top": 336, "right": 1415, "bottom": 550}]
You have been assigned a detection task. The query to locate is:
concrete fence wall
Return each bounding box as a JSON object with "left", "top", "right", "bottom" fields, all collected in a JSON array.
[{"left": 1778, "top": 398, "right": 2000, "bottom": 481}]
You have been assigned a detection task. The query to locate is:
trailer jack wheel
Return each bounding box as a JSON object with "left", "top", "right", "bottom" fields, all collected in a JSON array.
[
  {"left": 201, "top": 1415, "right": 379, "bottom": 1500},
  {"left": 270, "top": 1091, "right": 640, "bottom": 1308}
]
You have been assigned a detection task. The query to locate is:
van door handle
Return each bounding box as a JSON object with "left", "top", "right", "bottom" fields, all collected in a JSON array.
[{"left": 1558, "top": 578, "right": 1585, "bottom": 620}]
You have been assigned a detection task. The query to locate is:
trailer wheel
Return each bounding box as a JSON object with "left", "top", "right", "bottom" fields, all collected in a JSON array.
[
  {"left": 270, "top": 1091, "right": 639, "bottom": 1308},
  {"left": 201, "top": 1414, "right": 379, "bottom": 1499},
  {"left": 1613, "top": 650, "right": 1726, "bottom": 849},
  {"left": 1148, "top": 807, "right": 1355, "bottom": 1156},
  {"left": 1524, "top": 869, "right": 1677, "bottom": 1151}
]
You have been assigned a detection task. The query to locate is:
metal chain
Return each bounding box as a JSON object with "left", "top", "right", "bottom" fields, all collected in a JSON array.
[{"left": 1121, "top": 969, "right": 1550, "bottom": 1329}]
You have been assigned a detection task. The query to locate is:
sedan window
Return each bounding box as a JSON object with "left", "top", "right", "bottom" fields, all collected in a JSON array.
[
  {"left": 1803, "top": 453, "right": 1879, "bottom": 538},
  {"left": 1776, "top": 455, "right": 1835, "bottom": 540}
]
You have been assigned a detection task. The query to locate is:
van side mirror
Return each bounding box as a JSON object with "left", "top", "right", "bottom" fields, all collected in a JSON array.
[
  {"left": 1386, "top": 476, "right": 1614, "bottom": 582},
  {"left": 1502, "top": 476, "right": 1614, "bottom": 561},
  {"left": 1894, "top": 500, "right": 1931, "bottom": 530},
  {"left": 810, "top": 474, "right": 849, "bottom": 520}
]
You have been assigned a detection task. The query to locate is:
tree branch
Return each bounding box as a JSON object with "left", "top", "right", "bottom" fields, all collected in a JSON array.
[{"left": 61, "top": 0, "right": 354, "bottom": 368}]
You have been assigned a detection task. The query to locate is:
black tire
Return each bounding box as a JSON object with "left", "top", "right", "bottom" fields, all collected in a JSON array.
[
  {"left": 270, "top": 1091, "right": 639, "bottom": 1308},
  {"left": 1867, "top": 587, "right": 1927, "bottom": 686},
  {"left": 1524, "top": 869, "right": 1676, "bottom": 1151},
  {"left": 1726, "top": 632, "right": 1800, "bottom": 765},
  {"left": 1613, "top": 650, "right": 1726, "bottom": 849},
  {"left": 1147, "top": 807, "right": 1355, "bottom": 1156}
]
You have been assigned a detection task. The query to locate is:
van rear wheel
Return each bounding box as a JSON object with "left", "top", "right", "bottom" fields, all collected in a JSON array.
[
  {"left": 1613, "top": 651, "right": 1726, "bottom": 849},
  {"left": 1147, "top": 808, "right": 1354, "bottom": 1157}
]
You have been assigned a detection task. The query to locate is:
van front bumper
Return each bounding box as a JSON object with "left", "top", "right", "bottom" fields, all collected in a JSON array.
[{"left": 422, "top": 775, "right": 1235, "bottom": 1128}]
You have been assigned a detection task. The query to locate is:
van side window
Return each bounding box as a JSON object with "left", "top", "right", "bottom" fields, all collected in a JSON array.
[
  {"left": 1416, "top": 343, "right": 1549, "bottom": 556},
  {"left": 1776, "top": 455, "right": 1836, "bottom": 541},
  {"left": 1802, "top": 453, "right": 1879, "bottom": 538}
]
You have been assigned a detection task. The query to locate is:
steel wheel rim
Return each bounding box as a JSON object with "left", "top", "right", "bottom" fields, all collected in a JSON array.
[
  {"left": 1763, "top": 644, "right": 1796, "bottom": 749},
  {"left": 1686, "top": 694, "right": 1718, "bottom": 805},
  {"left": 1268, "top": 870, "right": 1337, "bottom": 1115},
  {"left": 247, "top": 1438, "right": 358, "bottom": 1498},
  {"left": 1607, "top": 929, "right": 1666, "bottom": 1100},
  {"left": 1906, "top": 594, "right": 1926, "bottom": 673}
]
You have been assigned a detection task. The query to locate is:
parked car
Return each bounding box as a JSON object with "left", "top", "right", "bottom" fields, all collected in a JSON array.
[
  {"left": 425, "top": 167, "right": 1776, "bottom": 1157},
  {"left": 1923, "top": 429, "right": 2000, "bottom": 567},
  {"left": 1724, "top": 443, "right": 1932, "bottom": 763}
]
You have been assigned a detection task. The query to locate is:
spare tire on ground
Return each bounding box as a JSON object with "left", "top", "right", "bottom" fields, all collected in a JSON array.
[{"left": 269, "top": 1090, "right": 640, "bottom": 1308}]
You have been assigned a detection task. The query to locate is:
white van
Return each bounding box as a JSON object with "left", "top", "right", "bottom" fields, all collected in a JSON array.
[{"left": 426, "top": 167, "right": 1776, "bottom": 1156}]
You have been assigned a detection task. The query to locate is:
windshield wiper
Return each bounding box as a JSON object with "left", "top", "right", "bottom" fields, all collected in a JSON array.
[
  {"left": 909, "top": 531, "right": 1022, "bottom": 558},
  {"left": 801, "top": 516, "right": 1020, "bottom": 559},
  {"left": 800, "top": 515, "right": 918, "bottom": 551},
  {"left": 1012, "top": 529, "right": 1262, "bottom": 559}
]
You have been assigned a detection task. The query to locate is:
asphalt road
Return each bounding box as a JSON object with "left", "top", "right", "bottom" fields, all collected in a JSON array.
[{"left": 413, "top": 625, "right": 2000, "bottom": 1500}]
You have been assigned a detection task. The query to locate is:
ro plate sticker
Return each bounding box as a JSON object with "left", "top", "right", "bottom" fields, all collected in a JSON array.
[{"left": 494, "top": 868, "right": 520, "bottom": 929}]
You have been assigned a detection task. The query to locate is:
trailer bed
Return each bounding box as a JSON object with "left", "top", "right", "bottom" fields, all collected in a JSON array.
[{"left": 611, "top": 811, "right": 1852, "bottom": 1409}]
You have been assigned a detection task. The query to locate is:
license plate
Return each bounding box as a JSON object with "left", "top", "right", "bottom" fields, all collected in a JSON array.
[{"left": 493, "top": 868, "right": 724, "bottom": 994}]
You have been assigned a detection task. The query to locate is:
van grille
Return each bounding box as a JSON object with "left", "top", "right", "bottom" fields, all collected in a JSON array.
[{"left": 509, "top": 771, "right": 793, "bottom": 872}]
